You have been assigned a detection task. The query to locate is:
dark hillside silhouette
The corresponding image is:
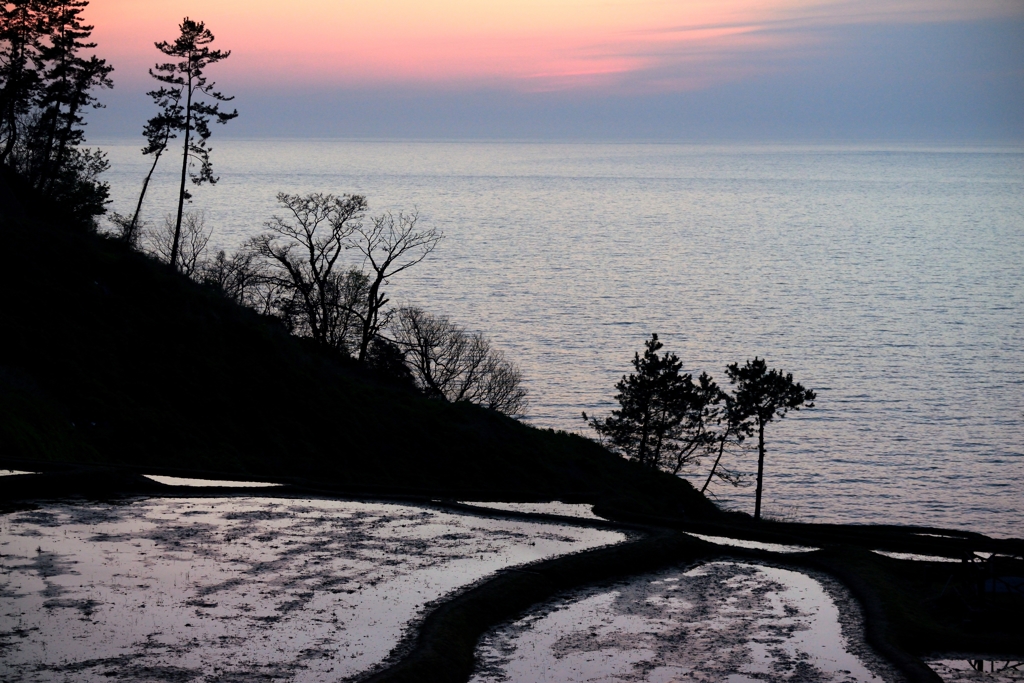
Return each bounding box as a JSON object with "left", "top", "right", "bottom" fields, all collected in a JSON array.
[{"left": 0, "top": 215, "right": 716, "bottom": 518}]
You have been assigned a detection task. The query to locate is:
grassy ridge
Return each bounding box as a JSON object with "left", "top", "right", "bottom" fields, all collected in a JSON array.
[{"left": 0, "top": 214, "right": 716, "bottom": 517}]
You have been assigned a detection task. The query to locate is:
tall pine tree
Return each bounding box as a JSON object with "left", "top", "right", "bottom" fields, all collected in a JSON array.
[
  {"left": 0, "top": 0, "right": 112, "bottom": 225},
  {"left": 149, "top": 18, "right": 236, "bottom": 271}
]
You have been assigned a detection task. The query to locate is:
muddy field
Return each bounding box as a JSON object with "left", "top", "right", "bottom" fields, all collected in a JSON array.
[
  {"left": 1, "top": 492, "right": 1017, "bottom": 682},
  {"left": 470, "top": 560, "right": 901, "bottom": 683},
  {"left": 0, "top": 497, "right": 626, "bottom": 681}
]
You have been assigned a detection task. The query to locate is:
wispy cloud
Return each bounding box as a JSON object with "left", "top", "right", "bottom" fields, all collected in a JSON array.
[{"left": 89, "top": 0, "right": 1023, "bottom": 92}]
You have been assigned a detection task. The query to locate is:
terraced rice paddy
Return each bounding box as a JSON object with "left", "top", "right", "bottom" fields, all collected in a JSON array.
[
  {"left": 470, "top": 561, "right": 897, "bottom": 683},
  {"left": 0, "top": 497, "right": 626, "bottom": 681}
]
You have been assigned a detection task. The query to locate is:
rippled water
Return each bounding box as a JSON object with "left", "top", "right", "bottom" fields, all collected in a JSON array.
[{"left": 97, "top": 140, "right": 1024, "bottom": 538}]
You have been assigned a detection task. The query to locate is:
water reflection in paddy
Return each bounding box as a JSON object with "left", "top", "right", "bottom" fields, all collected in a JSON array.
[
  {"left": 143, "top": 474, "right": 283, "bottom": 487},
  {"left": 0, "top": 497, "right": 626, "bottom": 681},
  {"left": 682, "top": 532, "right": 818, "bottom": 554},
  {"left": 928, "top": 660, "right": 1024, "bottom": 682},
  {"left": 460, "top": 501, "right": 604, "bottom": 521},
  {"left": 471, "top": 561, "right": 898, "bottom": 683}
]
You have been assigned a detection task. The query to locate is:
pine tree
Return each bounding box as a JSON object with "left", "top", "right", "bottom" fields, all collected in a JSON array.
[
  {"left": 1, "top": 0, "right": 112, "bottom": 226},
  {"left": 120, "top": 85, "right": 183, "bottom": 244},
  {"left": 0, "top": 0, "right": 44, "bottom": 164},
  {"left": 149, "top": 17, "right": 237, "bottom": 270},
  {"left": 726, "top": 357, "right": 815, "bottom": 521},
  {"left": 31, "top": 0, "right": 112, "bottom": 193},
  {"left": 585, "top": 334, "right": 692, "bottom": 470}
]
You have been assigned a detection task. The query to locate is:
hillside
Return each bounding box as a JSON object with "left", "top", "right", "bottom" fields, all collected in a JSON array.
[{"left": 0, "top": 209, "right": 717, "bottom": 518}]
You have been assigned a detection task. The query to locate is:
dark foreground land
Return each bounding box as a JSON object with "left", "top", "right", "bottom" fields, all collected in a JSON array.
[{"left": 2, "top": 211, "right": 1022, "bottom": 681}]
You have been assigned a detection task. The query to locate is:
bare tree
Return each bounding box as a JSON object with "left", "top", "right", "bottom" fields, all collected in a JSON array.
[
  {"left": 145, "top": 210, "right": 210, "bottom": 279},
  {"left": 107, "top": 210, "right": 147, "bottom": 246},
  {"left": 478, "top": 348, "right": 528, "bottom": 415},
  {"left": 199, "top": 247, "right": 276, "bottom": 314},
  {"left": 348, "top": 211, "right": 442, "bottom": 363},
  {"left": 249, "top": 192, "right": 368, "bottom": 353},
  {"left": 391, "top": 306, "right": 527, "bottom": 416}
]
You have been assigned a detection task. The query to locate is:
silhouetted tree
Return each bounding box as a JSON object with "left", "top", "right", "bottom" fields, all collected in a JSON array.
[
  {"left": 391, "top": 306, "right": 527, "bottom": 416},
  {"left": 199, "top": 247, "right": 271, "bottom": 313},
  {"left": 1, "top": 0, "right": 112, "bottom": 226},
  {"left": 698, "top": 388, "right": 750, "bottom": 494},
  {"left": 725, "top": 357, "right": 815, "bottom": 521},
  {"left": 121, "top": 85, "right": 183, "bottom": 244},
  {"left": 0, "top": 0, "right": 42, "bottom": 165},
  {"left": 587, "top": 334, "right": 750, "bottom": 486},
  {"left": 349, "top": 210, "right": 443, "bottom": 363},
  {"left": 150, "top": 17, "right": 236, "bottom": 270},
  {"left": 146, "top": 210, "right": 210, "bottom": 279},
  {"left": 250, "top": 192, "right": 369, "bottom": 353},
  {"left": 585, "top": 334, "right": 697, "bottom": 470},
  {"left": 364, "top": 336, "right": 416, "bottom": 390},
  {"left": 29, "top": 1, "right": 112, "bottom": 192}
]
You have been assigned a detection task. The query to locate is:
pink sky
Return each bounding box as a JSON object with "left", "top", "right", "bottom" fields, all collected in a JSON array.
[{"left": 88, "top": 0, "right": 1022, "bottom": 93}]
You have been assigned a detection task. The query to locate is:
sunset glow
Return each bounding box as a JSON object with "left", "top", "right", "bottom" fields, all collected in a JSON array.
[{"left": 88, "top": 0, "right": 1021, "bottom": 92}]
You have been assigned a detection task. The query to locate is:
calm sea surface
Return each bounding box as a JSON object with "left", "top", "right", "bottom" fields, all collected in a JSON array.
[{"left": 97, "top": 139, "right": 1024, "bottom": 538}]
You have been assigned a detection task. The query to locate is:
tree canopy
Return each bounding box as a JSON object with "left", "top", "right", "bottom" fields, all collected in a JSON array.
[
  {"left": 1, "top": 0, "right": 112, "bottom": 225},
  {"left": 585, "top": 334, "right": 726, "bottom": 474},
  {"left": 149, "top": 17, "right": 236, "bottom": 271},
  {"left": 726, "top": 357, "right": 816, "bottom": 521}
]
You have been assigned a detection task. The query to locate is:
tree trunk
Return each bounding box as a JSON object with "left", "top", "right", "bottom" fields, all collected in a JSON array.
[
  {"left": 44, "top": 94, "right": 81, "bottom": 196},
  {"left": 171, "top": 76, "right": 193, "bottom": 272},
  {"left": 754, "top": 420, "right": 765, "bottom": 521},
  {"left": 358, "top": 276, "right": 383, "bottom": 363},
  {"left": 701, "top": 433, "right": 728, "bottom": 494},
  {"left": 637, "top": 411, "right": 651, "bottom": 468},
  {"left": 0, "top": 108, "right": 18, "bottom": 164},
  {"left": 126, "top": 146, "right": 163, "bottom": 244}
]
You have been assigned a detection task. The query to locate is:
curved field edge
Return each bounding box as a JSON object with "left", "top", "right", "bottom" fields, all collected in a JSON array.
[
  {"left": 357, "top": 529, "right": 940, "bottom": 683},
  {"left": 1, "top": 478, "right": 1021, "bottom": 681}
]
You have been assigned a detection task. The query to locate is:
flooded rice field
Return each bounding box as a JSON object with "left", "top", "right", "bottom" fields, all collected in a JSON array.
[
  {"left": 470, "top": 560, "right": 898, "bottom": 683},
  {"left": 460, "top": 501, "right": 605, "bottom": 521},
  {"left": 870, "top": 551, "right": 959, "bottom": 563},
  {"left": 143, "top": 476, "right": 283, "bottom": 488},
  {"left": 682, "top": 533, "right": 818, "bottom": 554},
  {"left": 926, "top": 661, "right": 1024, "bottom": 683},
  {"left": 0, "top": 497, "right": 626, "bottom": 681}
]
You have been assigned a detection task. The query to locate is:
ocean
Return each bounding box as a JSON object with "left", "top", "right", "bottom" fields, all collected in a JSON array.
[{"left": 96, "top": 139, "right": 1024, "bottom": 538}]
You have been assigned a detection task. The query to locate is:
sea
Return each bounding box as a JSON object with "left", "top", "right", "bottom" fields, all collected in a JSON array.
[{"left": 95, "top": 139, "right": 1024, "bottom": 539}]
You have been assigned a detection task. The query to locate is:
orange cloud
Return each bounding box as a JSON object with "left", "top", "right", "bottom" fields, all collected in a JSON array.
[{"left": 86, "top": 0, "right": 1022, "bottom": 91}]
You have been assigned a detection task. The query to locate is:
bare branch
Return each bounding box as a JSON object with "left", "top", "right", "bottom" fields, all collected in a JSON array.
[
  {"left": 349, "top": 211, "right": 443, "bottom": 362},
  {"left": 391, "top": 307, "right": 527, "bottom": 417}
]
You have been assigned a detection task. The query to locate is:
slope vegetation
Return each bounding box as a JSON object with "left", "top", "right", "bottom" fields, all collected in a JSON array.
[{"left": 0, "top": 215, "right": 716, "bottom": 518}]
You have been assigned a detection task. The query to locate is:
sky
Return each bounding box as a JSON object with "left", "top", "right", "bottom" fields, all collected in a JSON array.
[{"left": 85, "top": 0, "right": 1024, "bottom": 141}]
